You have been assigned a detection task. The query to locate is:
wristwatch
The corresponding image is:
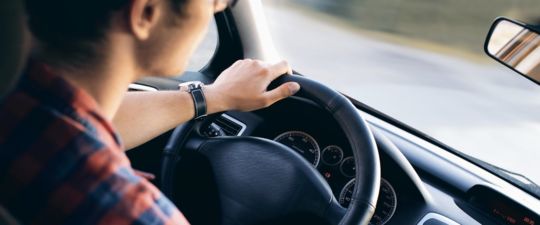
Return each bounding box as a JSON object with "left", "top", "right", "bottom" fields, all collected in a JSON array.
[{"left": 179, "top": 81, "right": 207, "bottom": 120}]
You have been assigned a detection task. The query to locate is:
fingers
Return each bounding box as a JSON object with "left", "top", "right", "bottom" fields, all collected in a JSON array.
[{"left": 263, "top": 82, "right": 301, "bottom": 106}]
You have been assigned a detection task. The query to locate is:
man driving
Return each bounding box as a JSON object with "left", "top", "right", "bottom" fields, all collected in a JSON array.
[{"left": 0, "top": 0, "right": 300, "bottom": 224}]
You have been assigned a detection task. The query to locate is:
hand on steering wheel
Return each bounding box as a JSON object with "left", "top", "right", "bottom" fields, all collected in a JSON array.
[{"left": 203, "top": 59, "right": 300, "bottom": 114}]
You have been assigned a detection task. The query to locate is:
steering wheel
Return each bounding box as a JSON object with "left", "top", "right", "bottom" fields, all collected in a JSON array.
[{"left": 161, "top": 75, "right": 381, "bottom": 225}]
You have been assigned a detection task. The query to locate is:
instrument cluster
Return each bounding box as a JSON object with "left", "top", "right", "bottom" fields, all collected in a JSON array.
[
  {"left": 273, "top": 131, "right": 355, "bottom": 178},
  {"left": 273, "top": 130, "right": 397, "bottom": 225}
]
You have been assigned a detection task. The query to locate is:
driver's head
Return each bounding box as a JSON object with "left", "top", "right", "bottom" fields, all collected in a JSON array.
[{"left": 25, "top": 0, "right": 230, "bottom": 78}]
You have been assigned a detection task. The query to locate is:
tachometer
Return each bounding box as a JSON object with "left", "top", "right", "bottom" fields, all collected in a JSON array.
[
  {"left": 339, "top": 178, "right": 397, "bottom": 225},
  {"left": 322, "top": 145, "right": 344, "bottom": 166},
  {"left": 274, "top": 131, "right": 321, "bottom": 167}
]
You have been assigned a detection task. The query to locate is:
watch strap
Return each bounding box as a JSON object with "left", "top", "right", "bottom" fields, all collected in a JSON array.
[{"left": 188, "top": 83, "right": 207, "bottom": 119}]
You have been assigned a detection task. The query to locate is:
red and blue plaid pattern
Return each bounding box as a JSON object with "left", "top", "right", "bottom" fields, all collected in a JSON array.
[{"left": 0, "top": 62, "right": 189, "bottom": 225}]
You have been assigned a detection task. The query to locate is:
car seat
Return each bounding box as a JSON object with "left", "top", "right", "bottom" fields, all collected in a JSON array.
[
  {"left": 0, "top": 0, "right": 29, "bottom": 97},
  {"left": 0, "top": 0, "right": 27, "bottom": 224}
]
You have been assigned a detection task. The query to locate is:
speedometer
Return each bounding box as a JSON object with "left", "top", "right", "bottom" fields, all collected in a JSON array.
[
  {"left": 274, "top": 131, "right": 321, "bottom": 167},
  {"left": 339, "top": 178, "right": 397, "bottom": 225}
]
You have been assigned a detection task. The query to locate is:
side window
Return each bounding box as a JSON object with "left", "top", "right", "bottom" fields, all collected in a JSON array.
[{"left": 186, "top": 19, "right": 218, "bottom": 71}]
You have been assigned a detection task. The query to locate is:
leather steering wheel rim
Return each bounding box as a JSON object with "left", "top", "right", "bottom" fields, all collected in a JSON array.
[{"left": 161, "top": 75, "right": 380, "bottom": 225}]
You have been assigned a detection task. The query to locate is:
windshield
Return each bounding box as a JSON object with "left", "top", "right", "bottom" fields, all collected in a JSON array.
[{"left": 263, "top": 1, "right": 540, "bottom": 196}]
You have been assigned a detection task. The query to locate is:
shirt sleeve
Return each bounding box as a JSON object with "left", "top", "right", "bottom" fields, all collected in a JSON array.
[{"left": 88, "top": 166, "right": 190, "bottom": 225}]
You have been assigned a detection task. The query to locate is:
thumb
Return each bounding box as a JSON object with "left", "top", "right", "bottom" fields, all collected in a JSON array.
[{"left": 264, "top": 82, "right": 301, "bottom": 104}]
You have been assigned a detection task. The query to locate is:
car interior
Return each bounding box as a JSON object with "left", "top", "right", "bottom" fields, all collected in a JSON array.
[
  {"left": 1, "top": 2, "right": 27, "bottom": 225},
  {"left": 2, "top": 0, "right": 540, "bottom": 225}
]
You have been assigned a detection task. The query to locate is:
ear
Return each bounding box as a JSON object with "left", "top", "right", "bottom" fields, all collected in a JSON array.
[{"left": 128, "top": 0, "right": 162, "bottom": 40}]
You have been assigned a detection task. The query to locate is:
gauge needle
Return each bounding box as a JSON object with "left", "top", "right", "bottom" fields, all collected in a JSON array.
[{"left": 292, "top": 145, "right": 305, "bottom": 153}]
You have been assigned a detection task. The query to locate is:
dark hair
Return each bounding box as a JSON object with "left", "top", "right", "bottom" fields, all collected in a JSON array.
[{"left": 25, "top": 0, "right": 187, "bottom": 66}]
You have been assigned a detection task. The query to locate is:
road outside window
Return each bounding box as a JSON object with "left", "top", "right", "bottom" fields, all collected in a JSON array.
[{"left": 186, "top": 19, "right": 218, "bottom": 71}]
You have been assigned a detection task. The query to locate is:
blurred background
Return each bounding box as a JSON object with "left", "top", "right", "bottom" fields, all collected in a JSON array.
[
  {"left": 275, "top": 0, "right": 540, "bottom": 54},
  {"left": 264, "top": 1, "right": 540, "bottom": 187}
]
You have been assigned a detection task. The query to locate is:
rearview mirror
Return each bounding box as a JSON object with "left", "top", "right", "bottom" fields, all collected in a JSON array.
[{"left": 485, "top": 17, "right": 540, "bottom": 85}]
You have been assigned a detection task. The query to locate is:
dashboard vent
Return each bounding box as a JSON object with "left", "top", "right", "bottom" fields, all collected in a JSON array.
[{"left": 214, "top": 114, "right": 246, "bottom": 136}]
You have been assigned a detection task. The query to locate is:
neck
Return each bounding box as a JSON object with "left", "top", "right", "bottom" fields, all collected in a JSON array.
[{"left": 39, "top": 40, "right": 138, "bottom": 120}]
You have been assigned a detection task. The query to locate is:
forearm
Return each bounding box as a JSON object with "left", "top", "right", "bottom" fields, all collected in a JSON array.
[
  {"left": 114, "top": 88, "right": 226, "bottom": 150},
  {"left": 113, "top": 91, "right": 193, "bottom": 150}
]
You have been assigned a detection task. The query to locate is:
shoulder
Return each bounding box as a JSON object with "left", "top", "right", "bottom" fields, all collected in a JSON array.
[{"left": 0, "top": 90, "right": 98, "bottom": 158}]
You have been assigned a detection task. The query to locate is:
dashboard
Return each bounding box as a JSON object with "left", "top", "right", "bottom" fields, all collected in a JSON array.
[
  {"left": 197, "top": 96, "right": 540, "bottom": 225},
  {"left": 127, "top": 80, "right": 540, "bottom": 225}
]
